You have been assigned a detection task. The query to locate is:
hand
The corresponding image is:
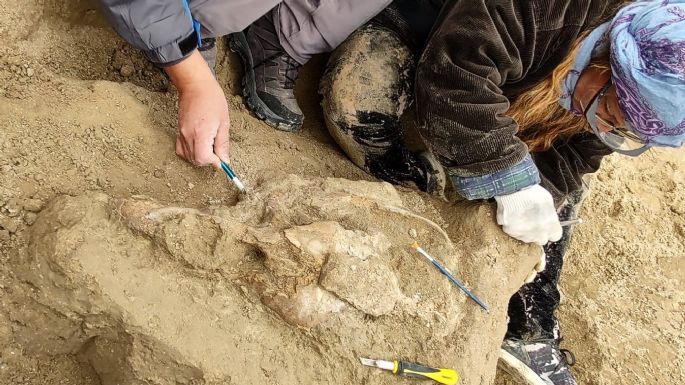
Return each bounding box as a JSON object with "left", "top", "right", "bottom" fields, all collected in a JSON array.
[
  {"left": 494, "top": 184, "right": 562, "bottom": 245},
  {"left": 176, "top": 80, "right": 230, "bottom": 167},
  {"left": 165, "top": 50, "right": 230, "bottom": 168}
]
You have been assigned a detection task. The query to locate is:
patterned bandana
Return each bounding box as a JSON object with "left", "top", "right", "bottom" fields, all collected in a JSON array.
[{"left": 561, "top": 0, "right": 685, "bottom": 148}]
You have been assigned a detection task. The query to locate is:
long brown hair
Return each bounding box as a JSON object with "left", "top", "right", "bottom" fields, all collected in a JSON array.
[{"left": 510, "top": 34, "right": 611, "bottom": 152}]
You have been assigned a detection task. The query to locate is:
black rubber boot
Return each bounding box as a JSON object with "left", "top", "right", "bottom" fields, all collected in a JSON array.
[{"left": 229, "top": 13, "right": 304, "bottom": 132}]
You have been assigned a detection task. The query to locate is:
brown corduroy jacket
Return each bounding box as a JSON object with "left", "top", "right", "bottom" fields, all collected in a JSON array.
[{"left": 415, "top": 0, "right": 620, "bottom": 205}]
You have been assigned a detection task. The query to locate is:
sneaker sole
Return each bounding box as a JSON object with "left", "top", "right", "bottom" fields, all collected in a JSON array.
[
  {"left": 228, "top": 32, "right": 302, "bottom": 133},
  {"left": 498, "top": 349, "right": 549, "bottom": 385}
]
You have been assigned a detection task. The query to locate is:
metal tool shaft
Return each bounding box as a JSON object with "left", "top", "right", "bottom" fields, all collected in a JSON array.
[{"left": 559, "top": 218, "right": 583, "bottom": 227}]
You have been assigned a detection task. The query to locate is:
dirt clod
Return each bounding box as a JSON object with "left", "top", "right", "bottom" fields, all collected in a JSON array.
[{"left": 119, "top": 64, "right": 134, "bottom": 78}]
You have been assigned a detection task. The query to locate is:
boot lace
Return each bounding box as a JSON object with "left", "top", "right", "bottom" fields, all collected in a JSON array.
[
  {"left": 519, "top": 337, "right": 577, "bottom": 373},
  {"left": 260, "top": 53, "right": 299, "bottom": 90},
  {"left": 554, "top": 338, "right": 576, "bottom": 372}
]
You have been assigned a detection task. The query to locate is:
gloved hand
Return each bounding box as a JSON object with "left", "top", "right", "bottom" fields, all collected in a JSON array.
[{"left": 494, "top": 184, "right": 562, "bottom": 245}]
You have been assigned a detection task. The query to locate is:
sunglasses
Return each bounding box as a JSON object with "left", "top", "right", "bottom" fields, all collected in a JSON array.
[{"left": 585, "top": 82, "right": 651, "bottom": 156}]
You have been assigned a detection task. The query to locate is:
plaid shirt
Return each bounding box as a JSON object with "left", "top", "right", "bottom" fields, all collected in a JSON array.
[{"left": 449, "top": 154, "right": 541, "bottom": 200}]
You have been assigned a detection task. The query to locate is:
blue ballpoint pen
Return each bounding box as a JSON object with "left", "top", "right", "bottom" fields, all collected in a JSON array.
[
  {"left": 411, "top": 241, "right": 489, "bottom": 313},
  {"left": 220, "top": 160, "right": 246, "bottom": 192}
]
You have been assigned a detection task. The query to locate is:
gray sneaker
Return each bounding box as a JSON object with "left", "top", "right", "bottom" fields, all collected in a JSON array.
[
  {"left": 229, "top": 17, "right": 303, "bottom": 132},
  {"left": 499, "top": 338, "right": 577, "bottom": 385}
]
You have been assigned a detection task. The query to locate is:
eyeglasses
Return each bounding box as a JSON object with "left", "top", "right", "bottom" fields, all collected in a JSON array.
[{"left": 585, "top": 82, "right": 651, "bottom": 156}]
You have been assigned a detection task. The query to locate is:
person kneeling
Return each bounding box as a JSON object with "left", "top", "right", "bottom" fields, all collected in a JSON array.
[{"left": 320, "top": 1, "right": 685, "bottom": 384}]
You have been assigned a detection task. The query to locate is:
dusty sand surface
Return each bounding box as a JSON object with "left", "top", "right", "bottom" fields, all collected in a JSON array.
[{"left": 0, "top": 1, "right": 683, "bottom": 385}]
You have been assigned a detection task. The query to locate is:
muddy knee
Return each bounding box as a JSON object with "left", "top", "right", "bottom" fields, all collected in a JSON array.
[{"left": 320, "top": 24, "right": 414, "bottom": 169}]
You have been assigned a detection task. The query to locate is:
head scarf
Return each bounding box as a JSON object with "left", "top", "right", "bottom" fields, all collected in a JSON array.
[
  {"left": 560, "top": 0, "right": 685, "bottom": 148},
  {"left": 559, "top": 23, "right": 611, "bottom": 113}
]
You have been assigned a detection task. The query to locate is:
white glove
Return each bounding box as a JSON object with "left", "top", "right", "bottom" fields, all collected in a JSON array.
[{"left": 494, "top": 184, "right": 562, "bottom": 245}]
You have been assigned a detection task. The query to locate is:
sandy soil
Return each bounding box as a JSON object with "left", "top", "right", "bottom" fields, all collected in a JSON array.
[{"left": 0, "top": 1, "right": 683, "bottom": 384}]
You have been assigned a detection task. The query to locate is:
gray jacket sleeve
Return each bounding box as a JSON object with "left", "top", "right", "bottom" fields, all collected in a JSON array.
[{"left": 96, "top": 0, "right": 198, "bottom": 65}]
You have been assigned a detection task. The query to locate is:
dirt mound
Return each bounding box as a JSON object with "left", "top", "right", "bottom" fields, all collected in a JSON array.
[{"left": 13, "top": 176, "right": 538, "bottom": 385}]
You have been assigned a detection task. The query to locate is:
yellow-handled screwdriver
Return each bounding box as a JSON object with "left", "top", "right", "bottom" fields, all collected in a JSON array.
[{"left": 359, "top": 357, "right": 460, "bottom": 385}]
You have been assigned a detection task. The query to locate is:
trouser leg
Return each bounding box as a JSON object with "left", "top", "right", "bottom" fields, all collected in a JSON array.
[
  {"left": 506, "top": 188, "right": 588, "bottom": 340},
  {"left": 193, "top": 0, "right": 391, "bottom": 64},
  {"left": 276, "top": 0, "right": 392, "bottom": 64},
  {"left": 191, "top": 0, "right": 282, "bottom": 37},
  {"left": 320, "top": 24, "right": 433, "bottom": 190}
]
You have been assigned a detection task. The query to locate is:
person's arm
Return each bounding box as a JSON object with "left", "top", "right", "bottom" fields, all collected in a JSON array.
[
  {"left": 416, "top": 0, "right": 537, "bottom": 199},
  {"left": 533, "top": 133, "right": 613, "bottom": 207},
  {"left": 415, "top": 0, "right": 566, "bottom": 245},
  {"left": 165, "top": 50, "right": 230, "bottom": 168},
  {"left": 96, "top": 0, "right": 229, "bottom": 167},
  {"left": 95, "top": 0, "right": 198, "bottom": 65}
]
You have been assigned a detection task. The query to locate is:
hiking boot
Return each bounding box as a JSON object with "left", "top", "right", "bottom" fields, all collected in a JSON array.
[
  {"left": 417, "top": 151, "right": 447, "bottom": 198},
  {"left": 229, "top": 15, "right": 303, "bottom": 132},
  {"left": 499, "top": 338, "right": 577, "bottom": 385},
  {"left": 199, "top": 37, "right": 217, "bottom": 76}
]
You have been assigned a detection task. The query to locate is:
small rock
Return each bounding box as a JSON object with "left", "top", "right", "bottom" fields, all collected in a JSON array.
[
  {"left": 22, "top": 199, "right": 43, "bottom": 212},
  {"left": 675, "top": 223, "right": 685, "bottom": 238},
  {"left": 120, "top": 63, "right": 135, "bottom": 78},
  {"left": 188, "top": 182, "right": 195, "bottom": 190},
  {"left": 207, "top": 197, "right": 222, "bottom": 205},
  {"left": 408, "top": 228, "right": 418, "bottom": 238},
  {"left": 0, "top": 230, "right": 9, "bottom": 242},
  {"left": 0, "top": 216, "right": 20, "bottom": 234},
  {"left": 153, "top": 169, "right": 164, "bottom": 178},
  {"left": 3, "top": 199, "right": 22, "bottom": 217},
  {"left": 24, "top": 213, "right": 37, "bottom": 225},
  {"left": 26, "top": 68, "right": 34, "bottom": 77},
  {"left": 1, "top": 347, "right": 19, "bottom": 364},
  {"left": 112, "top": 50, "right": 126, "bottom": 70}
]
